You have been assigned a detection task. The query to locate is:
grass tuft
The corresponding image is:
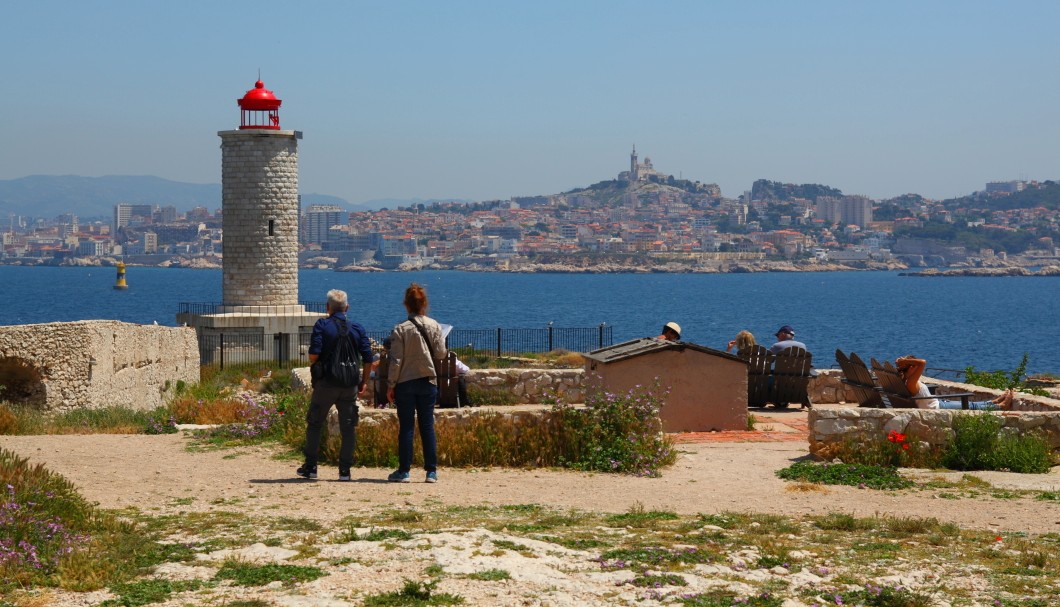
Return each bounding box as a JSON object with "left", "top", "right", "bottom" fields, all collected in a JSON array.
[
  {"left": 214, "top": 559, "right": 326, "bottom": 586},
  {"left": 363, "top": 579, "right": 465, "bottom": 606}
]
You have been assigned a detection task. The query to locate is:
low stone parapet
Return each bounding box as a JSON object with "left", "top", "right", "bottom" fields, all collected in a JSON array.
[
  {"left": 465, "top": 369, "right": 583, "bottom": 404},
  {"left": 808, "top": 406, "right": 1060, "bottom": 459},
  {"left": 292, "top": 367, "right": 585, "bottom": 405}
]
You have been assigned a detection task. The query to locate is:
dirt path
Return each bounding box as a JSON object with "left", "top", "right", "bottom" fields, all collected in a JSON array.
[{"left": 3, "top": 430, "right": 1059, "bottom": 534}]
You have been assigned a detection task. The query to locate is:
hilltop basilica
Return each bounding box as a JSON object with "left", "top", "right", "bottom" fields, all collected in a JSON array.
[{"left": 618, "top": 145, "right": 667, "bottom": 183}]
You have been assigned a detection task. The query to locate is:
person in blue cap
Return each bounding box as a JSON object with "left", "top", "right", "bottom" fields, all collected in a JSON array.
[{"left": 768, "top": 325, "right": 806, "bottom": 354}]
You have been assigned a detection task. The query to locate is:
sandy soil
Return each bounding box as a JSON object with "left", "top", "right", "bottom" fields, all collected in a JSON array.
[{"left": 3, "top": 431, "right": 1059, "bottom": 534}]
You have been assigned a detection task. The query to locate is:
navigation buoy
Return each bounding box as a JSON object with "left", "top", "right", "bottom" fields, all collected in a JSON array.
[{"left": 114, "top": 262, "right": 129, "bottom": 290}]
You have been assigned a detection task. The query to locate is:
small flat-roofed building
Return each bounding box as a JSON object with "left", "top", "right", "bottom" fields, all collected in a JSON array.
[{"left": 583, "top": 338, "right": 748, "bottom": 432}]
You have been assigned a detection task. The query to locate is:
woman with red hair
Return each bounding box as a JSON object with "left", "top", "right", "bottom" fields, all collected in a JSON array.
[{"left": 386, "top": 283, "right": 447, "bottom": 483}]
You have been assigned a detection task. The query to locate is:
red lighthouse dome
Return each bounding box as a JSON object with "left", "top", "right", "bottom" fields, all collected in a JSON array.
[{"left": 237, "top": 80, "right": 282, "bottom": 129}]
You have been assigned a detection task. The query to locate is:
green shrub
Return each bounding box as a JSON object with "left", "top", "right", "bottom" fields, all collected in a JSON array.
[
  {"left": 552, "top": 385, "right": 677, "bottom": 477},
  {"left": 941, "top": 413, "right": 1052, "bottom": 473},
  {"left": 965, "top": 353, "right": 1050, "bottom": 396},
  {"left": 942, "top": 414, "right": 993, "bottom": 469},
  {"left": 987, "top": 433, "right": 1053, "bottom": 474}
]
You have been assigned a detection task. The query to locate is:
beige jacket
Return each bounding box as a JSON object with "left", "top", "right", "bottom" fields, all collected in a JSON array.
[{"left": 387, "top": 315, "right": 447, "bottom": 387}]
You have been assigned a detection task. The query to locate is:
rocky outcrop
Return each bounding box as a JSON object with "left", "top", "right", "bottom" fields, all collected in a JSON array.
[{"left": 903, "top": 265, "right": 1060, "bottom": 277}]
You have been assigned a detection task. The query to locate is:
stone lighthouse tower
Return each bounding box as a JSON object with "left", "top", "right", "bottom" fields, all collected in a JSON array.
[
  {"left": 221, "top": 80, "right": 299, "bottom": 307},
  {"left": 178, "top": 79, "right": 323, "bottom": 362}
]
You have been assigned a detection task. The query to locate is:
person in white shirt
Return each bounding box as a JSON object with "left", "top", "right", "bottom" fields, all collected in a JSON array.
[{"left": 895, "top": 356, "right": 1014, "bottom": 410}]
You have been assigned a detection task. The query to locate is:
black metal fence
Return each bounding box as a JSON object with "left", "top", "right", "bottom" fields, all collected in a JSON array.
[
  {"left": 195, "top": 324, "right": 614, "bottom": 369},
  {"left": 178, "top": 301, "right": 329, "bottom": 315}
]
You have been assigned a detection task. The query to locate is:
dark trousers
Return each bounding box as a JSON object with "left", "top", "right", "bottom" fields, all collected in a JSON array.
[
  {"left": 395, "top": 377, "right": 438, "bottom": 473},
  {"left": 303, "top": 380, "right": 359, "bottom": 470},
  {"left": 457, "top": 376, "right": 472, "bottom": 407}
]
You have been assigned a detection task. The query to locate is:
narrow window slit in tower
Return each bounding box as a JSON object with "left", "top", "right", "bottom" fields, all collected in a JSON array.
[{"left": 268, "top": 219, "right": 275, "bottom": 236}]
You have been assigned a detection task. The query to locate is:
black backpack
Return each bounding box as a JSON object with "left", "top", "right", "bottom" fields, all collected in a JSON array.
[{"left": 326, "top": 318, "right": 360, "bottom": 388}]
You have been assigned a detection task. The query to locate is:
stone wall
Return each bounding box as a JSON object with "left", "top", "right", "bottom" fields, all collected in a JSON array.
[
  {"left": 0, "top": 321, "right": 199, "bottom": 411},
  {"left": 808, "top": 407, "right": 1060, "bottom": 459}
]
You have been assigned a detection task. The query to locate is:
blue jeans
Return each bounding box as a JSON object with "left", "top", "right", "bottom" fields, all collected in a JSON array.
[
  {"left": 304, "top": 380, "right": 359, "bottom": 470},
  {"left": 940, "top": 400, "right": 996, "bottom": 410},
  {"left": 395, "top": 378, "right": 438, "bottom": 473}
]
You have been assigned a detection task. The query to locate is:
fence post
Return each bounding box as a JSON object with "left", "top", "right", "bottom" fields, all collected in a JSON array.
[
  {"left": 219, "top": 333, "right": 225, "bottom": 370},
  {"left": 548, "top": 322, "right": 553, "bottom": 352},
  {"left": 496, "top": 327, "right": 502, "bottom": 357},
  {"left": 598, "top": 323, "right": 605, "bottom": 349}
]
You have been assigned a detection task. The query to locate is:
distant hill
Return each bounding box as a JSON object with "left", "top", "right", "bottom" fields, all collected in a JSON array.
[
  {"left": 358, "top": 197, "right": 474, "bottom": 211},
  {"left": 950, "top": 180, "right": 1060, "bottom": 211},
  {"left": 564, "top": 177, "right": 722, "bottom": 207},
  {"left": 0, "top": 175, "right": 362, "bottom": 219}
]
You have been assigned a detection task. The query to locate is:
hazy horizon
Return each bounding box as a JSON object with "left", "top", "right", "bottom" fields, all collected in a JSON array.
[{"left": 1, "top": 1, "right": 1057, "bottom": 205}]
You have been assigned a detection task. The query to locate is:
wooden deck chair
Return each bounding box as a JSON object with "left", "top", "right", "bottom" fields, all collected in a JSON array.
[
  {"left": 771, "top": 346, "right": 814, "bottom": 409},
  {"left": 871, "top": 358, "right": 973, "bottom": 409},
  {"left": 436, "top": 351, "right": 462, "bottom": 408},
  {"left": 835, "top": 349, "right": 884, "bottom": 407},
  {"left": 871, "top": 359, "right": 930, "bottom": 408},
  {"left": 737, "top": 345, "right": 773, "bottom": 408}
]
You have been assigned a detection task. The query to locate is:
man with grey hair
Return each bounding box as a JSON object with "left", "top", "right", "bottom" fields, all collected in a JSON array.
[{"left": 298, "top": 289, "right": 377, "bottom": 481}]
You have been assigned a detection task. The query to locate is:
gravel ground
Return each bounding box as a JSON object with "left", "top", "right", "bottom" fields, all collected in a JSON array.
[{"left": 2, "top": 431, "right": 1058, "bottom": 534}]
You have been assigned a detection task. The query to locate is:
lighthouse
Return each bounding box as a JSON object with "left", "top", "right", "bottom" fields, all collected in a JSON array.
[
  {"left": 178, "top": 79, "right": 323, "bottom": 363},
  {"left": 220, "top": 79, "right": 300, "bottom": 307}
]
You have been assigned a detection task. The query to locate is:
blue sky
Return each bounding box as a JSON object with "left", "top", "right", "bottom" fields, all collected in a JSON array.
[{"left": 1, "top": 1, "right": 1057, "bottom": 205}]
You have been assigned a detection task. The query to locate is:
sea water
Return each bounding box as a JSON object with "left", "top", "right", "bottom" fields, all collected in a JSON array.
[{"left": 1, "top": 265, "right": 1057, "bottom": 375}]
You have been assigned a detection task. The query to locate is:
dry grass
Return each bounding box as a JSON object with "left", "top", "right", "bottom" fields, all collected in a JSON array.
[
  {"left": 785, "top": 482, "right": 830, "bottom": 493},
  {"left": 551, "top": 351, "right": 585, "bottom": 367},
  {"left": 169, "top": 395, "right": 252, "bottom": 424},
  {"left": 0, "top": 404, "right": 18, "bottom": 434}
]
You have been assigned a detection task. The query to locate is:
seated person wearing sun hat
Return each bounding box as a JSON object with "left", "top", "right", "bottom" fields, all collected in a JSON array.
[
  {"left": 656, "top": 321, "right": 681, "bottom": 341},
  {"left": 768, "top": 325, "right": 806, "bottom": 354}
]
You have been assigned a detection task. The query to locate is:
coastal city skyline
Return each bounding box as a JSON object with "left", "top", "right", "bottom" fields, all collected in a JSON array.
[{"left": 2, "top": 1, "right": 1059, "bottom": 206}]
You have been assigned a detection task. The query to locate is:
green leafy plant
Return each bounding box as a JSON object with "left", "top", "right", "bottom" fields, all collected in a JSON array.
[
  {"left": 605, "top": 503, "right": 679, "bottom": 528},
  {"left": 965, "top": 353, "right": 1049, "bottom": 396},
  {"left": 101, "top": 579, "right": 206, "bottom": 607},
  {"left": 363, "top": 578, "right": 464, "bottom": 606},
  {"left": 214, "top": 560, "right": 326, "bottom": 586},
  {"left": 776, "top": 461, "right": 914, "bottom": 490},
  {"left": 824, "top": 583, "right": 933, "bottom": 607},
  {"left": 466, "top": 568, "right": 510, "bottom": 581}
]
